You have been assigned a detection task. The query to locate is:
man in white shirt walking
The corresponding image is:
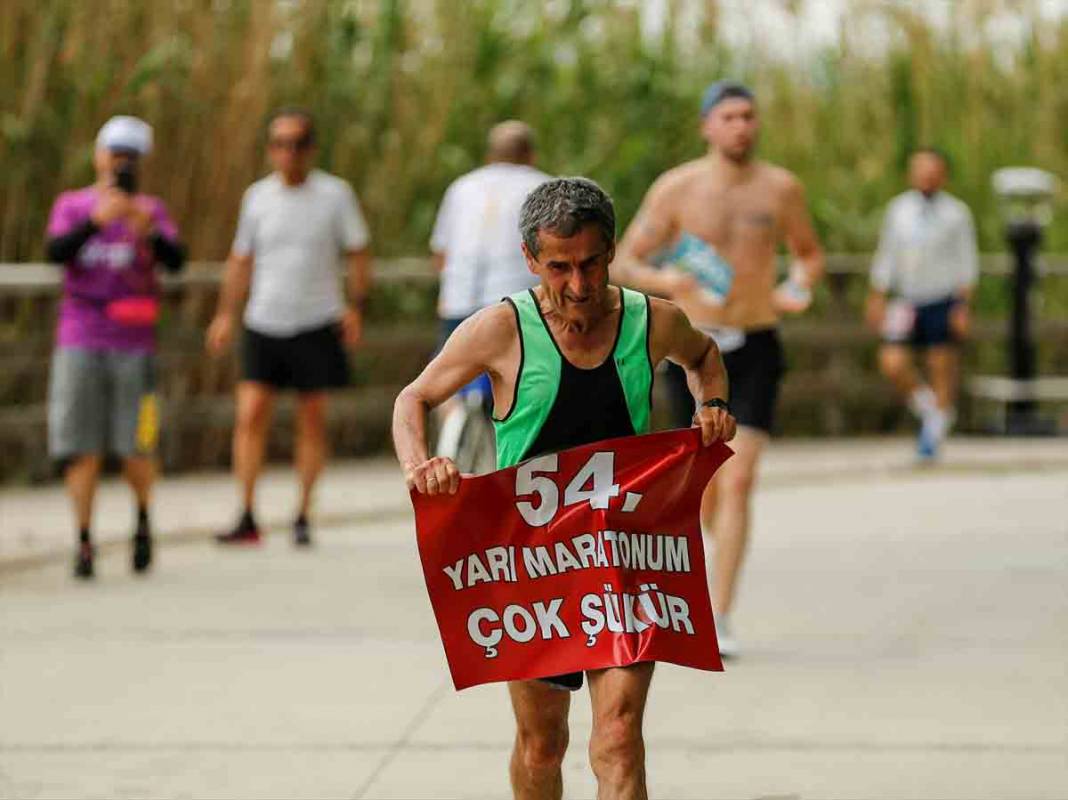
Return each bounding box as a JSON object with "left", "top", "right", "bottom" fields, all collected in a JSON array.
[
  {"left": 207, "top": 107, "right": 372, "bottom": 545},
  {"left": 431, "top": 120, "right": 549, "bottom": 336},
  {"left": 428, "top": 121, "right": 549, "bottom": 439},
  {"left": 865, "top": 148, "right": 979, "bottom": 460}
]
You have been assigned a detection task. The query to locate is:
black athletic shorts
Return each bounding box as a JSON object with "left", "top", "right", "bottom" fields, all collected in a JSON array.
[
  {"left": 663, "top": 327, "right": 785, "bottom": 434},
  {"left": 241, "top": 322, "right": 350, "bottom": 392}
]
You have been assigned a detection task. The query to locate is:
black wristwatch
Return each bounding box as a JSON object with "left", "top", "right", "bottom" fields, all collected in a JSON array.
[{"left": 697, "top": 398, "right": 730, "bottom": 414}]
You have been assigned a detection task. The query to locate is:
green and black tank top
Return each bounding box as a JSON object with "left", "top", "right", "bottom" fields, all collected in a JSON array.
[{"left": 494, "top": 287, "right": 654, "bottom": 470}]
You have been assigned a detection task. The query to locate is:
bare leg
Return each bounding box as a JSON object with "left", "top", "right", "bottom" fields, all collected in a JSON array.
[
  {"left": 925, "top": 345, "right": 959, "bottom": 413},
  {"left": 508, "top": 679, "right": 571, "bottom": 800},
  {"left": 703, "top": 427, "right": 768, "bottom": 616},
  {"left": 587, "top": 662, "right": 655, "bottom": 800},
  {"left": 65, "top": 454, "right": 102, "bottom": 531},
  {"left": 878, "top": 344, "right": 921, "bottom": 399},
  {"left": 122, "top": 455, "right": 155, "bottom": 509},
  {"left": 233, "top": 382, "right": 276, "bottom": 513},
  {"left": 294, "top": 392, "right": 328, "bottom": 518}
]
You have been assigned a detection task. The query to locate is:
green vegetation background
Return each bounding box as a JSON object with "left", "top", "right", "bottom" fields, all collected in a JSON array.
[{"left": 3, "top": 0, "right": 1066, "bottom": 264}]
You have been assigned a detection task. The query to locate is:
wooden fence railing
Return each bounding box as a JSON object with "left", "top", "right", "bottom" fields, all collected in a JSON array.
[{"left": 1, "top": 255, "right": 1066, "bottom": 482}]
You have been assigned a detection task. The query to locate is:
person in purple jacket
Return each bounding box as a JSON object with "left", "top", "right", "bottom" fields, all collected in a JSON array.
[{"left": 45, "top": 115, "right": 186, "bottom": 579}]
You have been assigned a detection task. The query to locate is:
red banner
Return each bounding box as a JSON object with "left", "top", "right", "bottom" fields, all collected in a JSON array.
[{"left": 411, "top": 428, "right": 732, "bottom": 690}]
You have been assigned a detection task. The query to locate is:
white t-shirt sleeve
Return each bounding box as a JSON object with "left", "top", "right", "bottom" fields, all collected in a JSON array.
[
  {"left": 869, "top": 201, "right": 899, "bottom": 292},
  {"left": 430, "top": 183, "right": 457, "bottom": 254},
  {"left": 337, "top": 183, "right": 371, "bottom": 252},
  {"left": 231, "top": 186, "right": 257, "bottom": 257},
  {"left": 954, "top": 204, "right": 980, "bottom": 291}
]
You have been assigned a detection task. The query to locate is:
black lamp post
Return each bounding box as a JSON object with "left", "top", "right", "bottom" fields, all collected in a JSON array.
[{"left": 992, "top": 168, "right": 1057, "bottom": 435}]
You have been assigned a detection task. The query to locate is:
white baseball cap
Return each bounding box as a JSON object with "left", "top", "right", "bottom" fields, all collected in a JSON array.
[{"left": 96, "top": 115, "right": 153, "bottom": 155}]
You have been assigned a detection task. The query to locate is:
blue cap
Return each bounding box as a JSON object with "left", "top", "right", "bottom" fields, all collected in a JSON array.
[{"left": 700, "top": 81, "right": 755, "bottom": 117}]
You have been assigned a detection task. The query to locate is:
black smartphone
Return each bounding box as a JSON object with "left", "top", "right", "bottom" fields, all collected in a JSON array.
[{"left": 114, "top": 162, "right": 138, "bottom": 194}]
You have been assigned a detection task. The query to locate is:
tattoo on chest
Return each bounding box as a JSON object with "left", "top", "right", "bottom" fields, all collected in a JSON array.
[{"left": 743, "top": 212, "right": 775, "bottom": 229}]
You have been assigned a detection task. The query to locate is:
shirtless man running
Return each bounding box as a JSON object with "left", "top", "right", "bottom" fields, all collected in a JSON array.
[{"left": 611, "top": 81, "right": 825, "bottom": 655}]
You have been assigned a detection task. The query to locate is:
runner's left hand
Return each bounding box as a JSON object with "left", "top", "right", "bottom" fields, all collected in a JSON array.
[
  {"left": 772, "top": 279, "right": 812, "bottom": 314},
  {"left": 693, "top": 405, "right": 736, "bottom": 445},
  {"left": 341, "top": 305, "right": 363, "bottom": 349},
  {"left": 406, "top": 456, "right": 461, "bottom": 495},
  {"left": 949, "top": 303, "right": 971, "bottom": 339}
]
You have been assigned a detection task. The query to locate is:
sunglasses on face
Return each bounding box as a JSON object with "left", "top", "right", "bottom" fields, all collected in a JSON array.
[{"left": 268, "top": 135, "right": 312, "bottom": 152}]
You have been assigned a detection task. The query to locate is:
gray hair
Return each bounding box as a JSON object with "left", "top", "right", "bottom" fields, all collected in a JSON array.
[{"left": 519, "top": 177, "right": 615, "bottom": 258}]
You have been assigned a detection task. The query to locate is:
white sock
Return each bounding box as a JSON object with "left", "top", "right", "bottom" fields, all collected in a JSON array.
[
  {"left": 925, "top": 408, "right": 949, "bottom": 442},
  {"left": 908, "top": 386, "right": 937, "bottom": 420}
]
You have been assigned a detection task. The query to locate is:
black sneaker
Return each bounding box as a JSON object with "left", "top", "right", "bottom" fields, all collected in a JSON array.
[
  {"left": 293, "top": 516, "right": 312, "bottom": 547},
  {"left": 215, "top": 513, "right": 262, "bottom": 546},
  {"left": 132, "top": 533, "right": 153, "bottom": 573},
  {"left": 74, "top": 542, "right": 95, "bottom": 580},
  {"left": 132, "top": 512, "right": 153, "bottom": 573}
]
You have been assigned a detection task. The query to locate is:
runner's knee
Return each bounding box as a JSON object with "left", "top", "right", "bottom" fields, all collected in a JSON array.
[
  {"left": 237, "top": 395, "right": 272, "bottom": 431},
  {"left": 589, "top": 712, "right": 644, "bottom": 777},
  {"left": 515, "top": 722, "right": 569, "bottom": 773},
  {"left": 721, "top": 466, "right": 756, "bottom": 499},
  {"left": 878, "top": 347, "right": 910, "bottom": 379}
]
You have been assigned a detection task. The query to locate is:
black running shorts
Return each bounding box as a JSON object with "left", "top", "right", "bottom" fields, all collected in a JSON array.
[
  {"left": 241, "top": 322, "right": 350, "bottom": 392},
  {"left": 663, "top": 327, "right": 785, "bottom": 434}
]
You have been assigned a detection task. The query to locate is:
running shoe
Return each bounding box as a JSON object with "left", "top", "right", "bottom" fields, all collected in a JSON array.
[
  {"left": 132, "top": 514, "right": 153, "bottom": 573},
  {"left": 215, "top": 513, "right": 262, "bottom": 546},
  {"left": 916, "top": 427, "right": 938, "bottom": 461},
  {"left": 716, "top": 615, "right": 739, "bottom": 659},
  {"left": 916, "top": 409, "right": 946, "bottom": 462},
  {"left": 132, "top": 533, "right": 153, "bottom": 573},
  {"left": 293, "top": 515, "right": 312, "bottom": 547},
  {"left": 73, "top": 542, "right": 94, "bottom": 580}
]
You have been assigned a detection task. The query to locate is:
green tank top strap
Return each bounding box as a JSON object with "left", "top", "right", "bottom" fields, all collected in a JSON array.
[
  {"left": 613, "top": 287, "right": 653, "bottom": 436},
  {"left": 494, "top": 290, "right": 561, "bottom": 470}
]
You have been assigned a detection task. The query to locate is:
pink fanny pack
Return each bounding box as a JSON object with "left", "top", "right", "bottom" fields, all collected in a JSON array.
[{"left": 105, "top": 297, "right": 161, "bottom": 327}]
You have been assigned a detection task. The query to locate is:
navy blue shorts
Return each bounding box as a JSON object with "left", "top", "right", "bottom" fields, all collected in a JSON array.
[{"left": 885, "top": 297, "right": 960, "bottom": 348}]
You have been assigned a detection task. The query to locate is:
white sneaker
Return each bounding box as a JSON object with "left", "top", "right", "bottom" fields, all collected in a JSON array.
[{"left": 715, "top": 615, "right": 739, "bottom": 659}]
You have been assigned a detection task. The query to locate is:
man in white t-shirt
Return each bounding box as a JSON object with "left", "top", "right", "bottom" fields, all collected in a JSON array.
[
  {"left": 865, "top": 148, "right": 979, "bottom": 460},
  {"left": 207, "top": 107, "right": 372, "bottom": 546},
  {"left": 431, "top": 121, "right": 550, "bottom": 346}
]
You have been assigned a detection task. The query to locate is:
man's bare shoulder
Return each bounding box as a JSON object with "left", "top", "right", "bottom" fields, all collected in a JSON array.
[
  {"left": 647, "top": 295, "right": 690, "bottom": 333},
  {"left": 464, "top": 301, "right": 519, "bottom": 341},
  {"left": 755, "top": 161, "right": 806, "bottom": 196},
  {"left": 644, "top": 159, "right": 708, "bottom": 200}
]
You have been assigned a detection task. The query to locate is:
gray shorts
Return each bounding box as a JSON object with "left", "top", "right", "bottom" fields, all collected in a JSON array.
[{"left": 48, "top": 347, "right": 159, "bottom": 460}]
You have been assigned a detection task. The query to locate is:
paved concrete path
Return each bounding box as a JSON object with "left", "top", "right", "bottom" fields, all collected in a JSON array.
[{"left": 1, "top": 438, "right": 1066, "bottom": 798}]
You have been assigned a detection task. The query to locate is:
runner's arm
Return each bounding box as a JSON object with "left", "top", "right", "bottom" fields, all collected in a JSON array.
[
  {"left": 393, "top": 305, "right": 513, "bottom": 492},
  {"left": 781, "top": 177, "right": 824, "bottom": 289},
  {"left": 46, "top": 220, "right": 99, "bottom": 263},
  {"left": 866, "top": 205, "right": 897, "bottom": 330},
  {"left": 215, "top": 251, "right": 253, "bottom": 319},
  {"left": 651, "top": 298, "right": 735, "bottom": 444},
  {"left": 611, "top": 179, "right": 685, "bottom": 296},
  {"left": 345, "top": 247, "right": 372, "bottom": 308}
]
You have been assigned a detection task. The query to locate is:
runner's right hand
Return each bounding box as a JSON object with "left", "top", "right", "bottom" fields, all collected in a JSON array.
[
  {"left": 406, "top": 456, "right": 461, "bottom": 495},
  {"left": 90, "top": 187, "right": 131, "bottom": 227},
  {"left": 864, "top": 293, "right": 887, "bottom": 332},
  {"left": 206, "top": 314, "right": 235, "bottom": 356}
]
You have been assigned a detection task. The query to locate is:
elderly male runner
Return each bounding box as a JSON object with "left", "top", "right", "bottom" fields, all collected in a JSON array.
[
  {"left": 611, "top": 81, "right": 825, "bottom": 655},
  {"left": 394, "top": 177, "right": 735, "bottom": 800}
]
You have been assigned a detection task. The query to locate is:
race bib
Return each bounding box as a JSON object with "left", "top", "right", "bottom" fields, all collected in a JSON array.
[
  {"left": 668, "top": 233, "right": 734, "bottom": 305},
  {"left": 882, "top": 299, "right": 916, "bottom": 342}
]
